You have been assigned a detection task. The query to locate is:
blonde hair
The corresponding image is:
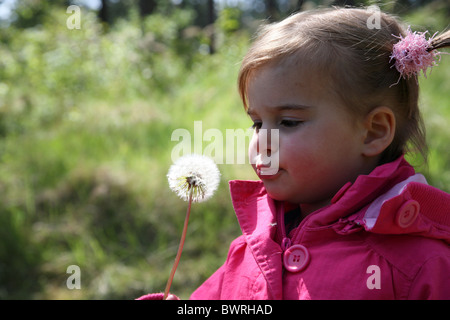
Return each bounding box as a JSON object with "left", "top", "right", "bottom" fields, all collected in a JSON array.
[{"left": 238, "top": 7, "right": 450, "bottom": 164}]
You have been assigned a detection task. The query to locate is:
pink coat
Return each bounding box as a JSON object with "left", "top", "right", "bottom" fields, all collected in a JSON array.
[{"left": 189, "top": 156, "right": 450, "bottom": 300}]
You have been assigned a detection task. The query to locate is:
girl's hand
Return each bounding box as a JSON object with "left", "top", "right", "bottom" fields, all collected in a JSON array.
[{"left": 136, "top": 293, "right": 180, "bottom": 300}]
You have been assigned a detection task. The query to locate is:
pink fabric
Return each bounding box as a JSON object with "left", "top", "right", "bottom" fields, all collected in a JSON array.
[
  {"left": 136, "top": 293, "right": 165, "bottom": 300},
  {"left": 189, "top": 156, "right": 450, "bottom": 300},
  {"left": 390, "top": 27, "right": 440, "bottom": 80},
  {"left": 136, "top": 293, "right": 179, "bottom": 300}
]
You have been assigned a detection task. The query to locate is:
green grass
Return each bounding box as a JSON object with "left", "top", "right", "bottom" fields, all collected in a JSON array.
[
  {"left": 0, "top": 5, "right": 448, "bottom": 300},
  {"left": 0, "top": 9, "right": 251, "bottom": 299}
]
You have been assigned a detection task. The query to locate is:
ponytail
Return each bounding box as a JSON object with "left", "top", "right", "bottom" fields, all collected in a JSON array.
[{"left": 430, "top": 30, "right": 450, "bottom": 51}]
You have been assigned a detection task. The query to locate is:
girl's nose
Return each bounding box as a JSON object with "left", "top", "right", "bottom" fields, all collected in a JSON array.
[
  {"left": 249, "top": 128, "right": 279, "bottom": 172},
  {"left": 256, "top": 128, "right": 279, "bottom": 155},
  {"left": 253, "top": 129, "right": 280, "bottom": 175}
]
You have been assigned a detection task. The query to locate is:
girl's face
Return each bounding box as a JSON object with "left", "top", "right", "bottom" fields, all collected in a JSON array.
[{"left": 247, "top": 63, "right": 373, "bottom": 215}]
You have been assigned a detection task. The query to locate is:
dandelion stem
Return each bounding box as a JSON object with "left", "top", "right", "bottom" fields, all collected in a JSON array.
[{"left": 163, "top": 188, "right": 193, "bottom": 300}]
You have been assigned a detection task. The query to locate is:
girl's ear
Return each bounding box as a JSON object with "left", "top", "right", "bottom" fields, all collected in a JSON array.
[{"left": 362, "top": 106, "right": 396, "bottom": 157}]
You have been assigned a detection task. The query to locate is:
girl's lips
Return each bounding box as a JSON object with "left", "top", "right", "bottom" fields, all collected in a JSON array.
[
  {"left": 256, "top": 167, "right": 283, "bottom": 180},
  {"left": 253, "top": 154, "right": 282, "bottom": 180}
]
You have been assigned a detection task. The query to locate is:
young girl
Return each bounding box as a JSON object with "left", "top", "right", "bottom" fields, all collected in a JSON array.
[{"left": 139, "top": 7, "right": 450, "bottom": 300}]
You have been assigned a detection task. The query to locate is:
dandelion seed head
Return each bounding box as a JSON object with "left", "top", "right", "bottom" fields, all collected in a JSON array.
[{"left": 167, "top": 154, "right": 220, "bottom": 202}]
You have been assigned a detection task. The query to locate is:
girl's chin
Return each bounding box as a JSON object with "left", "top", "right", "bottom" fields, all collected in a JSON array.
[
  {"left": 265, "top": 191, "right": 295, "bottom": 203},
  {"left": 263, "top": 184, "right": 292, "bottom": 202}
]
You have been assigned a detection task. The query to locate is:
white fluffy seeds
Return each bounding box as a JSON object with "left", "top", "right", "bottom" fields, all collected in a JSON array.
[{"left": 167, "top": 154, "right": 220, "bottom": 202}]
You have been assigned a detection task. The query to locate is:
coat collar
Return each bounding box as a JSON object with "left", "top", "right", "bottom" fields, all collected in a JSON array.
[
  {"left": 305, "top": 155, "right": 415, "bottom": 228},
  {"left": 230, "top": 155, "right": 450, "bottom": 243},
  {"left": 228, "top": 180, "right": 283, "bottom": 299},
  {"left": 230, "top": 156, "right": 416, "bottom": 233},
  {"left": 228, "top": 156, "right": 450, "bottom": 297}
]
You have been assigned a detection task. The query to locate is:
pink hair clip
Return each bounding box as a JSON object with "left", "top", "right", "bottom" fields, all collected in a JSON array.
[{"left": 390, "top": 27, "right": 441, "bottom": 83}]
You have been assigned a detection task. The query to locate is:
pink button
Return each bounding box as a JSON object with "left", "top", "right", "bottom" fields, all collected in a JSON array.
[
  {"left": 396, "top": 200, "right": 420, "bottom": 228},
  {"left": 283, "top": 244, "right": 310, "bottom": 273}
]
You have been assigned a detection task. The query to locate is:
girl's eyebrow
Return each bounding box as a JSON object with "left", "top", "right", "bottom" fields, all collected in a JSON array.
[
  {"left": 275, "top": 104, "right": 312, "bottom": 111},
  {"left": 247, "top": 104, "right": 312, "bottom": 115}
]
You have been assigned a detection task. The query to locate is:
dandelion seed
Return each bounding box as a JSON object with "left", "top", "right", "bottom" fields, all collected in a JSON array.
[{"left": 163, "top": 154, "right": 220, "bottom": 299}]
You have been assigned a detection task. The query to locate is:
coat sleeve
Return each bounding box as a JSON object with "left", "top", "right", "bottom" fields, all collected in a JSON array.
[
  {"left": 190, "top": 263, "right": 227, "bottom": 300},
  {"left": 407, "top": 254, "right": 450, "bottom": 299}
]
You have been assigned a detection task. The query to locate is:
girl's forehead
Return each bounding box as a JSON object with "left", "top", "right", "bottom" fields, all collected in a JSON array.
[
  {"left": 247, "top": 60, "right": 355, "bottom": 118},
  {"left": 249, "top": 60, "right": 329, "bottom": 95},
  {"left": 249, "top": 67, "right": 322, "bottom": 107}
]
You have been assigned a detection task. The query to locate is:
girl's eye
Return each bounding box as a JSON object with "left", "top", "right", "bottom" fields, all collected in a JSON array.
[{"left": 280, "top": 120, "right": 302, "bottom": 128}]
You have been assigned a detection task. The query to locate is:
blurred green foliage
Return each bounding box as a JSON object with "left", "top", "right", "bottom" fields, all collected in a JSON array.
[
  {"left": 0, "top": 2, "right": 448, "bottom": 299},
  {"left": 0, "top": 3, "right": 254, "bottom": 299}
]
